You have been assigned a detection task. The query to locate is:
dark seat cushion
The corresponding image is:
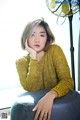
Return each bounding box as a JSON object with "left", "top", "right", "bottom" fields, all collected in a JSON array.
[{"left": 11, "top": 89, "right": 80, "bottom": 120}]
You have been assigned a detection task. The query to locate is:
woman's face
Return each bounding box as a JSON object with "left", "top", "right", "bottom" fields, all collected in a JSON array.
[{"left": 28, "top": 26, "right": 47, "bottom": 52}]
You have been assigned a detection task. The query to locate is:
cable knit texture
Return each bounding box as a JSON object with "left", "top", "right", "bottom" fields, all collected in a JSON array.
[{"left": 16, "top": 44, "right": 74, "bottom": 97}]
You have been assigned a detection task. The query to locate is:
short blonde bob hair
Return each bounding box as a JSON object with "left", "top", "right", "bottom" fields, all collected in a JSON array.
[{"left": 21, "top": 18, "right": 55, "bottom": 51}]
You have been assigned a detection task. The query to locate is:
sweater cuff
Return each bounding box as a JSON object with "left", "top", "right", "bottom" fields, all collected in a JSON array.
[{"left": 51, "top": 87, "right": 68, "bottom": 98}]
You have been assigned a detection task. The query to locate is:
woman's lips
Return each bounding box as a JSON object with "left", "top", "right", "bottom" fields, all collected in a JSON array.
[{"left": 34, "top": 45, "right": 40, "bottom": 47}]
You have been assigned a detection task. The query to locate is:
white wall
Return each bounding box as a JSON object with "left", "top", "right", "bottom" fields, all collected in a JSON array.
[{"left": 0, "top": 0, "right": 79, "bottom": 90}]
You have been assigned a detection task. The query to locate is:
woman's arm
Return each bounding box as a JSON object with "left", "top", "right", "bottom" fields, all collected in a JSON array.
[
  {"left": 51, "top": 45, "right": 74, "bottom": 97},
  {"left": 16, "top": 55, "right": 44, "bottom": 91}
]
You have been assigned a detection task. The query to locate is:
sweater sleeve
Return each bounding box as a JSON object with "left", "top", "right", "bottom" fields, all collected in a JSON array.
[
  {"left": 16, "top": 56, "right": 44, "bottom": 91},
  {"left": 51, "top": 45, "right": 74, "bottom": 97}
]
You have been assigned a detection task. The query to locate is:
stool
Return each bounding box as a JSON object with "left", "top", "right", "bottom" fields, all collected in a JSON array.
[{"left": 10, "top": 89, "right": 80, "bottom": 120}]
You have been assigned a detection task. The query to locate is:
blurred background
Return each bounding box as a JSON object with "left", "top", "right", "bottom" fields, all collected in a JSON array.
[{"left": 0, "top": 0, "right": 79, "bottom": 91}]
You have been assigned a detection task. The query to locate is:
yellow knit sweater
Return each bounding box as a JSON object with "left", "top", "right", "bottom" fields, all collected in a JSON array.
[{"left": 16, "top": 44, "right": 74, "bottom": 97}]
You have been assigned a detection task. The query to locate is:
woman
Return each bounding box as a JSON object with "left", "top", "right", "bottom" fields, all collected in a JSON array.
[{"left": 16, "top": 18, "right": 74, "bottom": 120}]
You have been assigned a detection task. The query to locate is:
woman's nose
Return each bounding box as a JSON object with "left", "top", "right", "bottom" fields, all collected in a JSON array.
[{"left": 34, "top": 36, "right": 39, "bottom": 42}]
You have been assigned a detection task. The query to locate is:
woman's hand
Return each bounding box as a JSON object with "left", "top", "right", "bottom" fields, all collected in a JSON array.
[
  {"left": 32, "top": 90, "right": 57, "bottom": 120},
  {"left": 25, "top": 41, "right": 37, "bottom": 60}
]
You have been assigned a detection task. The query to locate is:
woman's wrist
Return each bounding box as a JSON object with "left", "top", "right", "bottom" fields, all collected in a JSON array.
[
  {"left": 47, "top": 90, "right": 58, "bottom": 100},
  {"left": 30, "top": 52, "right": 37, "bottom": 60}
]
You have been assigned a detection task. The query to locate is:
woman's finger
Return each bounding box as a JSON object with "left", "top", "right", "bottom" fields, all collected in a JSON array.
[
  {"left": 34, "top": 109, "right": 41, "bottom": 120},
  {"left": 47, "top": 111, "right": 51, "bottom": 120},
  {"left": 43, "top": 112, "right": 48, "bottom": 120}
]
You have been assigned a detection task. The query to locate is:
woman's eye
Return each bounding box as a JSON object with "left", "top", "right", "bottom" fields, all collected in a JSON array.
[{"left": 40, "top": 34, "right": 45, "bottom": 37}]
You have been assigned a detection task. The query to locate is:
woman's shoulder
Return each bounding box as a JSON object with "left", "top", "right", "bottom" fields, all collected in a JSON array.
[
  {"left": 49, "top": 44, "right": 63, "bottom": 52},
  {"left": 16, "top": 54, "right": 30, "bottom": 64}
]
